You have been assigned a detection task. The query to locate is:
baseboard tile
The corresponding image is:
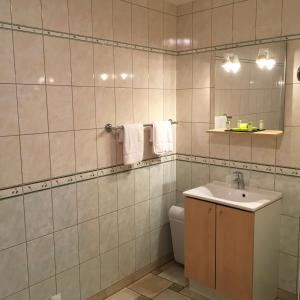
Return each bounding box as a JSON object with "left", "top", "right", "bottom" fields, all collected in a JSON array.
[{"left": 278, "top": 288, "right": 297, "bottom": 300}]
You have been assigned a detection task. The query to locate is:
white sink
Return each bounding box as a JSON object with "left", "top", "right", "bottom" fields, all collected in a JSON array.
[{"left": 183, "top": 181, "right": 282, "bottom": 212}]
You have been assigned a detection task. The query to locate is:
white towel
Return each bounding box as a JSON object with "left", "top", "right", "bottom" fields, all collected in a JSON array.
[
  {"left": 152, "top": 121, "right": 173, "bottom": 155},
  {"left": 118, "top": 124, "right": 144, "bottom": 165}
]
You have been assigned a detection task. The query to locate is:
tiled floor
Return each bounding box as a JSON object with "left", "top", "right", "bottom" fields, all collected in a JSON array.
[{"left": 106, "top": 261, "right": 210, "bottom": 300}]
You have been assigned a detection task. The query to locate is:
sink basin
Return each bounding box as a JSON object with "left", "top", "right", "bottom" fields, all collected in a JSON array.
[{"left": 183, "top": 181, "right": 282, "bottom": 212}]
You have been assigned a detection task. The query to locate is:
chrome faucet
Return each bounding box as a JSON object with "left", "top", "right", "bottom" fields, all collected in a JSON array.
[{"left": 233, "top": 171, "right": 245, "bottom": 190}]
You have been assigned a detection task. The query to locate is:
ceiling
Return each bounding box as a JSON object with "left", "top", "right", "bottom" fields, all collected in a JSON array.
[{"left": 167, "top": 0, "right": 192, "bottom": 5}]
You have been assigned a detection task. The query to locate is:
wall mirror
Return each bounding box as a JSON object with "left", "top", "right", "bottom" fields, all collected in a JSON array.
[{"left": 214, "top": 41, "right": 286, "bottom": 132}]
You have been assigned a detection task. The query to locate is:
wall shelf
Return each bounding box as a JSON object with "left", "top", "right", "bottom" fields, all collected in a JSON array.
[{"left": 207, "top": 129, "right": 283, "bottom": 136}]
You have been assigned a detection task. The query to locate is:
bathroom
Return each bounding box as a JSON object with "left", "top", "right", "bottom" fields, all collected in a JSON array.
[{"left": 0, "top": 0, "right": 299, "bottom": 299}]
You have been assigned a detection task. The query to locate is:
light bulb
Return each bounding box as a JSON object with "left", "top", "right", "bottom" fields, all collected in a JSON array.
[
  {"left": 256, "top": 58, "right": 266, "bottom": 69},
  {"left": 266, "top": 58, "right": 276, "bottom": 70},
  {"left": 222, "top": 61, "right": 232, "bottom": 72}
]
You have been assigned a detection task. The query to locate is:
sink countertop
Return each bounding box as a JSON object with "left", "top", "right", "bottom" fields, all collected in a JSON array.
[{"left": 183, "top": 181, "right": 282, "bottom": 212}]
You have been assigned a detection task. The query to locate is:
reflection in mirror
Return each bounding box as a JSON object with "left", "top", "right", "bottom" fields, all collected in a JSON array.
[{"left": 214, "top": 41, "right": 286, "bottom": 131}]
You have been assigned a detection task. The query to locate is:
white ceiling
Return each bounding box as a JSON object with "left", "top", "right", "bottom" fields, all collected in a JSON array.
[{"left": 167, "top": 0, "right": 192, "bottom": 5}]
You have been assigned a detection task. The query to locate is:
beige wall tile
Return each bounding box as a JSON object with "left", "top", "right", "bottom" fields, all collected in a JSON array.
[
  {"left": 193, "top": 52, "right": 212, "bottom": 88},
  {"left": 133, "top": 50, "right": 149, "bottom": 89},
  {"left": 99, "top": 212, "right": 118, "bottom": 253},
  {"left": 135, "top": 200, "right": 150, "bottom": 237},
  {"left": 135, "top": 168, "right": 150, "bottom": 203},
  {"left": 0, "top": 244, "right": 28, "bottom": 299},
  {"left": 192, "top": 88, "right": 210, "bottom": 123},
  {"left": 286, "top": 40, "right": 300, "bottom": 84},
  {"left": 101, "top": 248, "right": 119, "bottom": 289},
  {"left": 27, "top": 234, "right": 55, "bottom": 285},
  {"left": 118, "top": 206, "right": 135, "bottom": 245},
  {"left": 92, "top": 0, "right": 113, "bottom": 40},
  {"left": 17, "top": 85, "right": 48, "bottom": 134},
  {"left": 176, "top": 55, "right": 192, "bottom": 89},
  {"left": 95, "top": 87, "right": 116, "bottom": 128},
  {"left": 47, "top": 86, "right": 74, "bottom": 132},
  {"left": 75, "top": 129, "right": 97, "bottom": 172},
  {"left": 149, "top": 53, "right": 163, "bottom": 89},
  {"left": 41, "top": 0, "right": 69, "bottom": 32},
  {"left": 0, "top": 30, "right": 15, "bottom": 83},
  {"left": 73, "top": 87, "right": 96, "bottom": 130},
  {"left": 163, "top": 54, "right": 176, "bottom": 90},
  {"left": 256, "top": 0, "right": 282, "bottom": 39},
  {"left": 191, "top": 123, "right": 209, "bottom": 157},
  {"left": 280, "top": 215, "right": 299, "bottom": 256},
  {"left": 78, "top": 218, "right": 100, "bottom": 262},
  {"left": 0, "top": 0, "right": 11, "bottom": 22},
  {"left": 49, "top": 131, "right": 76, "bottom": 177},
  {"left": 44, "top": 37, "right": 71, "bottom": 85},
  {"left": 68, "top": 0, "right": 92, "bottom": 36},
  {"left": 233, "top": 0, "right": 256, "bottom": 43},
  {"left": 3, "top": 289, "right": 29, "bottom": 300},
  {"left": 52, "top": 184, "right": 77, "bottom": 231},
  {"left": 24, "top": 190, "right": 53, "bottom": 240},
  {"left": 212, "top": 5, "right": 233, "bottom": 46},
  {"left": 279, "top": 253, "right": 297, "bottom": 294},
  {"left": 164, "top": 1, "right": 177, "bottom": 15},
  {"left": 114, "top": 47, "right": 133, "bottom": 88},
  {"left": 148, "top": 0, "right": 164, "bottom": 11},
  {"left": 149, "top": 10, "right": 163, "bottom": 49},
  {"left": 70, "top": 40, "right": 94, "bottom": 86},
  {"left": 13, "top": 32, "right": 45, "bottom": 84},
  {"left": 251, "top": 135, "right": 276, "bottom": 165},
  {"left": 164, "top": 89, "right": 176, "bottom": 121},
  {"left": 21, "top": 133, "right": 51, "bottom": 183},
  {"left": 80, "top": 257, "right": 100, "bottom": 299},
  {"left": 193, "top": 0, "right": 212, "bottom": 12},
  {"left": 115, "top": 88, "right": 133, "bottom": 125},
  {"left": 177, "top": 14, "right": 192, "bottom": 50},
  {"left": 213, "top": 0, "right": 232, "bottom": 7},
  {"left": 133, "top": 88, "right": 149, "bottom": 124},
  {"left": 117, "top": 171, "right": 135, "bottom": 209},
  {"left": 98, "top": 175, "right": 118, "bottom": 216},
  {"left": 176, "top": 89, "right": 192, "bottom": 122},
  {"left": 94, "top": 44, "right": 114, "bottom": 87},
  {"left": 282, "top": 0, "right": 300, "bottom": 35},
  {"left": 150, "top": 164, "right": 164, "bottom": 198},
  {"left": 177, "top": 2, "right": 193, "bottom": 15},
  {"left": 209, "top": 133, "right": 230, "bottom": 159},
  {"left": 193, "top": 10, "right": 211, "bottom": 49},
  {"left": 284, "top": 84, "right": 300, "bottom": 127},
  {"left": 149, "top": 89, "right": 163, "bottom": 122},
  {"left": 119, "top": 240, "right": 135, "bottom": 278},
  {"left": 0, "top": 196, "right": 25, "bottom": 251},
  {"left": 0, "top": 84, "right": 19, "bottom": 136},
  {"left": 176, "top": 122, "right": 191, "bottom": 155},
  {"left": 11, "top": 0, "right": 42, "bottom": 27},
  {"left": 163, "top": 14, "right": 176, "bottom": 51},
  {"left": 56, "top": 266, "right": 80, "bottom": 300},
  {"left": 276, "top": 126, "right": 300, "bottom": 168},
  {"left": 54, "top": 226, "right": 79, "bottom": 273},
  {"left": 77, "top": 179, "right": 99, "bottom": 223},
  {"left": 30, "top": 277, "right": 56, "bottom": 300},
  {"left": 97, "top": 129, "right": 117, "bottom": 168},
  {"left": 229, "top": 134, "right": 252, "bottom": 162},
  {"left": 132, "top": 5, "right": 148, "bottom": 46},
  {"left": 113, "top": 0, "right": 132, "bottom": 43}
]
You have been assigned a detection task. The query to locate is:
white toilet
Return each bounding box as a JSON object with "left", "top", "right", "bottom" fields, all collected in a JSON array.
[{"left": 169, "top": 205, "right": 184, "bottom": 264}]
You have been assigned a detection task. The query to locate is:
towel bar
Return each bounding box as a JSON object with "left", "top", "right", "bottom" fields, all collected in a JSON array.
[{"left": 104, "top": 119, "right": 178, "bottom": 133}]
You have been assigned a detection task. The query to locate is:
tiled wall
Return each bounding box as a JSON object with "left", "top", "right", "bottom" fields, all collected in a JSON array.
[
  {"left": 175, "top": 0, "right": 300, "bottom": 296},
  {"left": 0, "top": 0, "right": 177, "bottom": 299}
]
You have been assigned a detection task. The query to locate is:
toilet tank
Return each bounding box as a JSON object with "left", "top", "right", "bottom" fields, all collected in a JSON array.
[{"left": 169, "top": 205, "right": 184, "bottom": 264}]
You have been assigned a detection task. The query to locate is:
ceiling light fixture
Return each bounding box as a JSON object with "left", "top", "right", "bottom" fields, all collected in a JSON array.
[
  {"left": 222, "top": 54, "right": 241, "bottom": 73},
  {"left": 256, "top": 48, "right": 276, "bottom": 70}
]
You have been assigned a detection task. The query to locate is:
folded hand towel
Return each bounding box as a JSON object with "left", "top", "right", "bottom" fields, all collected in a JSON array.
[
  {"left": 152, "top": 121, "right": 173, "bottom": 155},
  {"left": 118, "top": 124, "right": 144, "bottom": 165}
]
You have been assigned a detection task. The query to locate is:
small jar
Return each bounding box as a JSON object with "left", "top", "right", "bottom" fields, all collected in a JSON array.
[
  {"left": 259, "top": 120, "right": 264, "bottom": 130},
  {"left": 248, "top": 121, "right": 253, "bottom": 132},
  {"left": 226, "top": 120, "right": 231, "bottom": 130}
]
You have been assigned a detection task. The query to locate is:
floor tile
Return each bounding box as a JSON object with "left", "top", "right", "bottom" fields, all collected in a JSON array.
[
  {"left": 129, "top": 274, "right": 172, "bottom": 298},
  {"left": 106, "top": 288, "right": 144, "bottom": 300},
  {"left": 168, "top": 283, "right": 185, "bottom": 293},
  {"left": 153, "top": 289, "right": 190, "bottom": 300},
  {"left": 180, "top": 288, "right": 211, "bottom": 300},
  {"left": 159, "top": 262, "right": 188, "bottom": 287}
]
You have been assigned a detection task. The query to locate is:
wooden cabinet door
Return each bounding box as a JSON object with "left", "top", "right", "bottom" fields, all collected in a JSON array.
[
  {"left": 216, "top": 205, "right": 254, "bottom": 300},
  {"left": 184, "top": 197, "right": 216, "bottom": 289}
]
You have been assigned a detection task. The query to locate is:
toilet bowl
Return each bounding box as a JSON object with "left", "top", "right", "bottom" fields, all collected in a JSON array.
[{"left": 169, "top": 205, "right": 184, "bottom": 264}]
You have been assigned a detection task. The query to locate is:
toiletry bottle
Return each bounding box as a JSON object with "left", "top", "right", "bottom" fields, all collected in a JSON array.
[
  {"left": 226, "top": 120, "right": 231, "bottom": 130},
  {"left": 259, "top": 120, "right": 264, "bottom": 130},
  {"left": 248, "top": 121, "right": 253, "bottom": 132},
  {"left": 237, "top": 120, "right": 242, "bottom": 128}
]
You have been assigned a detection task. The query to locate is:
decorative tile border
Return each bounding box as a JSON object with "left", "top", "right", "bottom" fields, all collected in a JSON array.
[
  {"left": 177, "top": 154, "right": 300, "bottom": 178},
  {"left": 0, "top": 154, "right": 176, "bottom": 200},
  {"left": 0, "top": 21, "right": 177, "bottom": 56}
]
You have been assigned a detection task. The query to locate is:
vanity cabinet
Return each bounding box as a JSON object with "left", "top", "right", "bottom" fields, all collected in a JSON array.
[{"left": 184, "top": 197, "right": 280, "bottom": 300}]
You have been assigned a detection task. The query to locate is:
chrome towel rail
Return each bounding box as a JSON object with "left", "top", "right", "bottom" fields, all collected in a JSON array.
[{"left": 104, "top": 119, "right": 178, "bottom": 133}]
